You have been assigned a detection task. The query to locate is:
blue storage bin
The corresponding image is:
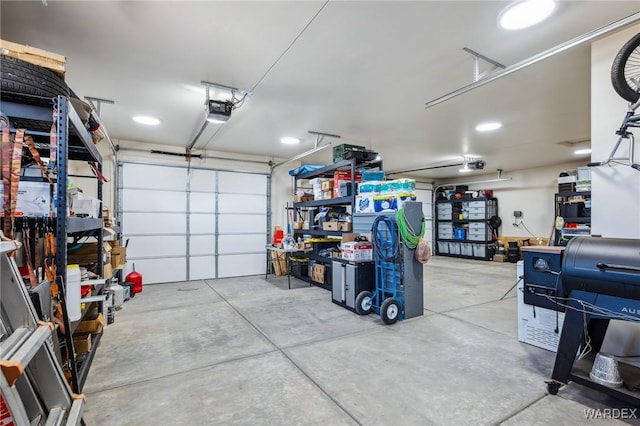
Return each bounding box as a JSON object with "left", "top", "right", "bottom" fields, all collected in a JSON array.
[
  {"left": 361, "top": 170, "right": 385, "bottom": 181},
  {"left": 454, "top": 228, "right": 466, "bottom": 240}
]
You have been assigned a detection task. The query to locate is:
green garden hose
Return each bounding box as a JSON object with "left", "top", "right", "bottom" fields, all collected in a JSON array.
[{"left": 396, "top": 207, "right": 424, "bottom": 249}]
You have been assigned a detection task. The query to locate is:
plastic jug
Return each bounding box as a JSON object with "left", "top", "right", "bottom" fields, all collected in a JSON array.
[
  {"left": 66, "top": 264, "right": 82, "bottom": 321},
  {"left": 126, "top": 264, "right": 143, "bottom": 294}
]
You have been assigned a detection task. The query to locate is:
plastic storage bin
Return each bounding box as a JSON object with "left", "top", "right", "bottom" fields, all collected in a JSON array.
[
  {"left": 437, "top": 241, "right": 449, "bottom": 254},
  {"left": 473, "top": 244, "right": 486, "bottom": 258},
  {"left": 460, "top": 243, "right": 473, "bottom": 256},
  {"left": 448, "top": 242, "right": 462, "bottom": 255}
]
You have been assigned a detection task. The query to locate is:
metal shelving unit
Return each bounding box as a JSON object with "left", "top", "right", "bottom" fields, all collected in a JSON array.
[
  {"left": 434, "top": 197, "right": 497, "bottom": 260},
  {"left": 553, "top": 191, "right": 591, "bottom": 246},
  {"left": 291, "top": 157, "right": 383, "bottom": 289},
  {"left": 2, "top": 95, "right": 105, "bottom": 393}
]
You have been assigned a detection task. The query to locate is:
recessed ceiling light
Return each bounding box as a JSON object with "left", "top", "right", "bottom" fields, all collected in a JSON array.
[
  {"left": 132, "top": 115, "right": 160, "bottom": 126},
  {"left": 475, "top": 121, "right": 502, "bottom": 132},
  {"left": 280, "top": 137, "right": 300, "bottom": 145},
  {"left": 498, "top": 0, "right": 557, "bottom": 30},
  {"left": 574, "top": 148, "right": 592, "bottom": 155}
]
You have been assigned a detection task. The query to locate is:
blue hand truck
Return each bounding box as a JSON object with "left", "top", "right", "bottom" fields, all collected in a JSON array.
[{"left": 354, "top": 215, "right": 404, "bottom": 324}]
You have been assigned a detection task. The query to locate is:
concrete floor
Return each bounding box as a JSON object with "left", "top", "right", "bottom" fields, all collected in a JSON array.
[{"left": 83, "top": 257, "right": 638, "bottom": 425}]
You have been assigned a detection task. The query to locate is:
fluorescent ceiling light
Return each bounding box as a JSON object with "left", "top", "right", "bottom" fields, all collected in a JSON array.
[
  {"left": 132, "top": 115, "right": 160, "bottom": 126},
  {"left": 280, "top": 137, "right": 300, "bottom": 145},
  {"left": 498, "top": 0, "right": 557, "bottom": 30},
  {"left": 574, "top": 148, "right": 592, "bottom": 155},
  {"left": 459, "top": 165, "right": 473, "bottom": 173},
  {"left": 476, "top": 121, "right": 502, "bottom": 132}
]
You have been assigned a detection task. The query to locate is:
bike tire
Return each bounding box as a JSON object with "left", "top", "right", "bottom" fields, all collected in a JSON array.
[
  {"left": 1, "top": 55, "right": 70, "bottom": 99},
  {"left": 611, "top": 32, "right": 640, "bottom": 103}
]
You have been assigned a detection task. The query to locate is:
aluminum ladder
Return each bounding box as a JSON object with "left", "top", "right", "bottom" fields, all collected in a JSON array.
[{"left": 1, "top": 237, "right": 85, "bottom": 425}]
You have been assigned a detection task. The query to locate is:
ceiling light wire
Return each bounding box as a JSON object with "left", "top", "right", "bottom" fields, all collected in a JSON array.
[{"left": 194, "top": 1, "right": 330, "bottom": 152}]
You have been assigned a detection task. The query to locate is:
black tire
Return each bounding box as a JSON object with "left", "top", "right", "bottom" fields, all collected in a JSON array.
[
  {"left": 611, "top": 32, "right": 640, "bottom": 103},
  {"left": 355, "top": 291, "right": 373, "bottom": 315},
  {"left": 380, "top": 297, "right": 400, "bottom": 325},
  {"left": 1, "top": 55, "right": 70, "bottom": 99}
]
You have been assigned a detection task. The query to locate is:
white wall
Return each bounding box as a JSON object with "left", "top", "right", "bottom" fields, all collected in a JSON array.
[
  {"left": 591, "top": 24, "right": 640, "bottom": 238},
  {"left": 591, "top": 25, "right": 640, "bottom": 357},
  {"left": 270, "top": 161, "right": 300, "bottom": 234},
  {"left": 436, "top": 161, "right": 587, "bottom": 239}
]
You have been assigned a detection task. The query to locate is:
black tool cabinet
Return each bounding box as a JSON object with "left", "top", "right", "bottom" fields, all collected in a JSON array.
[{"left": 331, "top": 259, "right": 375, "bottom": 312}]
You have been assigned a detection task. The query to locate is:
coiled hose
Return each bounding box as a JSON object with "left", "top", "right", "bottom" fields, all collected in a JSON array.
[
  {"left": 372, "top": 215, "right": 399, "bottom": 262},
  {"left": 396, "top": 207, "right": 424, "bottom": 249}
]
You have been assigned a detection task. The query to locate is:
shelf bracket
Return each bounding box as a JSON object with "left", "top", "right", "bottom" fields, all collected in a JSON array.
[{"left": 308, "top": 130, "right": 341, "bottom": 149}]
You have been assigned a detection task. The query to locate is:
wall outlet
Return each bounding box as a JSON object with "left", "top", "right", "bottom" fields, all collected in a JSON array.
[{"left": 513, "top": 210, "right": 523, "bottom": 218}]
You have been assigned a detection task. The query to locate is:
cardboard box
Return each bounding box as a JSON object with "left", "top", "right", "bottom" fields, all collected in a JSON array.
[
  {"left": 321, "top": 180, "right": 334, "bottom": 191},
  {"left": 339, "top": 222, "right": 352, "bottom": 232},
  {"left": 67, "top": 242, "right": 112, "bottom": 267},
  {"left": 294, "top": 194, "right": 314, "bottom": 203},
  {"left": 342, "top": 233, "right": 357, "bottom": 243},
  {"left": 111, "top": 246, "right": 127, "bottom": 270},
  {"left": 71, "top": 196, "right": 101, "bottom": 218},
  {"left": 270, "top": 251, "right": 287, "bottom": 276},
  {"left": 72, "top": 333, "right": 91, "bottom": 354},
  {"left": 341, "top": 241, "right": 373, "bottom": 261},
  {"left": 302, "top": 221, "right": 310, "bottom": 230},
  {"left": 75, "top": 313, "right": 105, "bottom": 334},
  {"left": 333, "top": 171, "right": 361, "bottom": 198},
  {"left": 311, "top": 264, "right": 325, "bottom": 284},
  {"left": 323, "top": 221, "right": 339, "bottom": 231},
  {"left": 322, "top": 190, "right": 333, "bottom": 200},
  {"left": 493, "top": 254, "right": 508, "bottom": 263},
  {"left": 15, "top": 181, "right": 51, "bottom": 217},
  {"left": 103, "top": 263, "right": 113, "bottom": 280}
]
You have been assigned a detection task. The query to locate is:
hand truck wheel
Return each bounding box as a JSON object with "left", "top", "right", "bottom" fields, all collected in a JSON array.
[
  {"left": 355, "top": 291, "right": 373, "bottom": 315},
  {"left": 380, "top": 297, "right": 400, "bottom": 325}
]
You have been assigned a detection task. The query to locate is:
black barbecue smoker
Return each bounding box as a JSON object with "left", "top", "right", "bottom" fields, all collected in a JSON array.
[{"left": 545, "top": 236, "right": 640, "bottom": 406}]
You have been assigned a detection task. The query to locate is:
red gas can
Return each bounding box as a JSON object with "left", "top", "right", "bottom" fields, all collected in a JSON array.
[{"left": 126, "top": 264, "right": 143, "bottom": 294}]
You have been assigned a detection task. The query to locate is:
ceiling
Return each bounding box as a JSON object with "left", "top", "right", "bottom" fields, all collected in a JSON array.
[{"left": 1, "top": 1, "right": 639, "bottom": 179}]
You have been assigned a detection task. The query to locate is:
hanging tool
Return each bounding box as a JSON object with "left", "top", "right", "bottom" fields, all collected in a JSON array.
[
  {"left": 1, "top": 238, "right": 86, "bottom": 423},
  {"left": 6, "top": 129, "right": 24, "bottom": 240},
  {"left": 23, "top": 135, "right": 53, "bottom": 184},
  {"left": 22, "top": 226, "right": 38, "bottom": 286},
  {"left": 49, "top": 107, "right": 57, "bottom": 166},
  {"left": 88, "top": 161, "right": 108, "bottom": 183}
]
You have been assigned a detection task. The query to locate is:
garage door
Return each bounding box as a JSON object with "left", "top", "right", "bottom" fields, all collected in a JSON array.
[{"left": 119, "top": 162, "right": 268, "bottom": 284}]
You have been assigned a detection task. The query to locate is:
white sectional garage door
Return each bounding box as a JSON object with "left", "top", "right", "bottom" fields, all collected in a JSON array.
[{"left": 120, "top": 162, "right": 267, "bottom": 284}]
